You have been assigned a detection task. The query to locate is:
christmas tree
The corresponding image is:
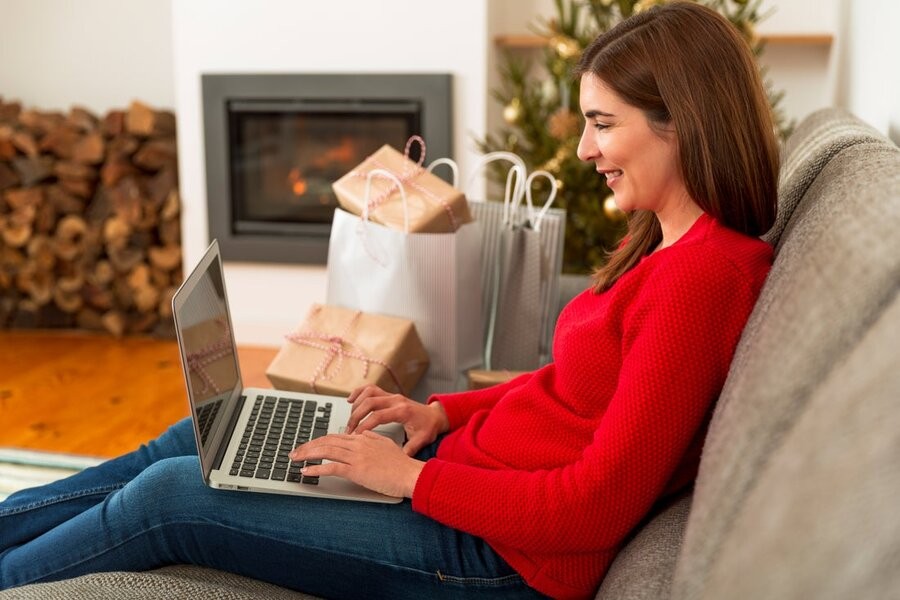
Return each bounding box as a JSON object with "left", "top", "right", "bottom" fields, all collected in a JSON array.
[{"left": 478, "top": 0, "right": 792, "bottom": 274}]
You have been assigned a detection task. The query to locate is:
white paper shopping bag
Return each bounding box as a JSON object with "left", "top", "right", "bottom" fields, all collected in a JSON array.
[{"left": 326, "top": 169, "right": 483, "bottom": 399}]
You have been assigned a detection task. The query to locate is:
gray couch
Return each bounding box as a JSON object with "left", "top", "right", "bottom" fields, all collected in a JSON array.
[{"left": 3, "top": 108, "right": 898, "bottom": 599}]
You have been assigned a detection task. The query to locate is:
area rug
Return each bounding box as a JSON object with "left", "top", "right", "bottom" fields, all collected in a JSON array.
[{"left": 0, "top": 447, "right": 103, "bottom": 501}]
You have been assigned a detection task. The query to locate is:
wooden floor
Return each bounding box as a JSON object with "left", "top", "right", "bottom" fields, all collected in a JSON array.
[{"left": 0, "top": 330, "right": 277, "bottom": 458}]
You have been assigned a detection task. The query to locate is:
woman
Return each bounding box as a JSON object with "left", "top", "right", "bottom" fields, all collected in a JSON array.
[{"left": 0, "top": 3, "right": 778, "bottom": 599}]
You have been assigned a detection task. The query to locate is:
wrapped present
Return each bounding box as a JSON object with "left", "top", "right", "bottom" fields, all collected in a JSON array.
[
  {"left": 467, "top": 369, "right": 529, "bottom": 391},
  {"left": 182, "top": 317, "right": 238, "bottom": 399},
  {"left": 331, "top": 135, "right": 472, "bottom": 233},
  {"left": 266, "top": 303, "right": 429, "bottom": 397}
]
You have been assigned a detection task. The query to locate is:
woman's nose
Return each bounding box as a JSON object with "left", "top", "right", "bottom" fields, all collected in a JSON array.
[{"left": 576, "top": 127, "right": 595, "bottom": 162}]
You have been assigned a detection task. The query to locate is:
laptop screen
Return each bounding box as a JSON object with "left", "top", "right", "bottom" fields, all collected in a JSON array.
[{"left": 172, "top": 241, "right": 242, "bottom": 474}]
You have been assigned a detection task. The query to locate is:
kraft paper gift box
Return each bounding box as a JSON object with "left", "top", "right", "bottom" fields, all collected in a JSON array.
[
  {"left": 182, "top": 317, "right": 238, "bottom": 397},
  {"left": 467, "top": 369, "right": 529, "bottom": 391},
  {"left": 331, "top": 142, "right": 472, "bottom": 233},
  {"left": 266, "top": 304, "right": 430, "bottom": 397}
]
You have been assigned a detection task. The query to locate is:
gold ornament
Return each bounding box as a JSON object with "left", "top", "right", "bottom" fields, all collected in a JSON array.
[
  {"left": 549, "top": 35, "right": 580, "bottom": 60},
  {"left": 548, "top": 108, "right": 581, "bottom": 140},
  {"left": 603, "top": 194, "right": 624, "bottom": 220},
  {"left": 503, "top": 98, "right": 523, "bottom": 125},
  {"left": 542, "top": 157, "right": 561, "bottom": 173},
  {"left": 634, "top": 0, "right": 665, "bottom": 13}
]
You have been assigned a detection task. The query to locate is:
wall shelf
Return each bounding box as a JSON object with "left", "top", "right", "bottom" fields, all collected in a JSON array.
[{"left": 495, "top": 32, "right": 833, "bottom": 49}]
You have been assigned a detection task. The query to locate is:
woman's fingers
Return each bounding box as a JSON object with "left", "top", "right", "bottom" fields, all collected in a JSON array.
[
  {"left": 346, "top": 384, "right": 388, "bottom": 405},
  {"left": 289, "top": 432, "right": 422, "bottom": 497},
  {"left": 289, "top": 434, "right": 353, "bottom": 462},
  {"left": 402, "top": 431, "right": 432, "bottom": 457},
  {"left": 346, "top": 393, "right": 406, "bottom": 432},
  {"left": 352, "top": 404, "right": 407, "bottom": 434}
]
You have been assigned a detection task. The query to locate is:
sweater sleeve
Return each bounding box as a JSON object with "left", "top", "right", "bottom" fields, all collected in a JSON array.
[
  {"left": 412, "top": 253, "right": 759, "bottom": 553},
  {"left": 428, "top": 371, "right": 534, "bottom": 431}
]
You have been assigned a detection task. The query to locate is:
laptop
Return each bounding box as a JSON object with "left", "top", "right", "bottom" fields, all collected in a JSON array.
[{"left": 172, "top": 239, "right": 404, "bottom": 504}]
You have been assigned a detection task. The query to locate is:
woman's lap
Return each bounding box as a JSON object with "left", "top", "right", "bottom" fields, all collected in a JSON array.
[{"left": 0, "top": 419, "right": 542, "bottom": 599}]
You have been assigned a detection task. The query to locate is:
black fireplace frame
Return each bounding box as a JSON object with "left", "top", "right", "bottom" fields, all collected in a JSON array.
[{"left": 202, "top": 73, "right": 453, "bottom": 264}]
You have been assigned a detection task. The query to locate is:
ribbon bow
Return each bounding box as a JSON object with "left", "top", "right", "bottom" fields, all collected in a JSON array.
[{"left": 285, "top": 312, "right": 405, "bottom": 395}]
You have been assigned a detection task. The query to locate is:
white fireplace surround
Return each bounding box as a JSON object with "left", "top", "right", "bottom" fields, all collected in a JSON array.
[{"left": 173, "top": 1, "right": 495, "bottom": 346}]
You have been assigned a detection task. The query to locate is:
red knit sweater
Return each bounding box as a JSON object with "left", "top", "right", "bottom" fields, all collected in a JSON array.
[{"left": 411, "top": 214, "right": 772, "bottom": 599}]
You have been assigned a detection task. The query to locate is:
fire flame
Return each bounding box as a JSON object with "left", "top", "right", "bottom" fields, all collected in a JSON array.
[
  {"left": 311, "top": 137, "right": 357, "bottom": 169},
  {"left": 288, "top": 138, "right": 359, "bottom": 198},
  {"left": 288, "top": 167, "right": 308, "bottom": 196}
]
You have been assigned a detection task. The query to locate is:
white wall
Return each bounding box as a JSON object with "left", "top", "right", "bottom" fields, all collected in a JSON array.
[
  {"left": 838, "top": 0, "right": 900, "bottom": 144},
  {"left": 171, "top": 0, "right": 490, "bottom": 346},
  {"left": 3, "top": 0, "right": 897, "bottom": 344},
  {"left": 0, "top": 0, "right": 174, "bottom": 113}
]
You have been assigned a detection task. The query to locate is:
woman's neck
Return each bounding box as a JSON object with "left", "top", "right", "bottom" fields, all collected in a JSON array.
[{"left": 653, "top": 201, "right": 705, "bottom": 253}]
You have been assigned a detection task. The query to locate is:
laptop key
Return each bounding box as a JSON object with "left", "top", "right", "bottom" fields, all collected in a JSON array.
[{"left": 271, "top": 469, "right": 287, "bottom": 481}]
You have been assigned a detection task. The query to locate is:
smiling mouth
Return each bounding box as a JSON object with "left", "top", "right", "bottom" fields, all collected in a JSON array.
[{"left": 599, "top": 169, "right": 623, "bottom": 182}]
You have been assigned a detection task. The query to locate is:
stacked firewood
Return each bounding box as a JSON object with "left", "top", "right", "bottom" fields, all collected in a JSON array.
[{"left": 0, "top": 98, "right": 182, "bottom": 337}]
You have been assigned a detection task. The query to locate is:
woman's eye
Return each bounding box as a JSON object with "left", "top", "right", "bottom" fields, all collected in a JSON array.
[{"left": 594, "top": 123, "right": 610, "bottom": 131}]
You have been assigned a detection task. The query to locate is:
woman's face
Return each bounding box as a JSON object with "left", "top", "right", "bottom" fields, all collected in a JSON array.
[{"left": 576, "top": 74, "right": 687, "bottom": 215}]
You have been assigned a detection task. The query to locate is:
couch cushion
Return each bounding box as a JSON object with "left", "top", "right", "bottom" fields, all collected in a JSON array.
[
  {"left": 702, "top": 290, "right": 900, "bottom": 600},
  {"left": 0, "top": 565, "right": 318, "bottom": 600},
  {"left": 595, "top": 494, "right": 692, "bottom": 600},
  {"left": 766, "top": 108, "right": 889, "bottom": 248},
  {"left": 671, "top": 134, "right": 900, "bottom": 599}
]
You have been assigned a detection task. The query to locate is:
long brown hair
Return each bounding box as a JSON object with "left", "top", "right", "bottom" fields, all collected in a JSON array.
[{"left": 576, "top": 1, "right": 779, "bottom": 292}]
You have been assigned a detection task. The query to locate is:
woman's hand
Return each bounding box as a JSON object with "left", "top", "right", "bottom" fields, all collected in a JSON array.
[
  {"left": 288, "top": 431, "right": 424, "bottom": 498},
  {"left": 346, "top": 385, "right": 450, "bottom": 457}
]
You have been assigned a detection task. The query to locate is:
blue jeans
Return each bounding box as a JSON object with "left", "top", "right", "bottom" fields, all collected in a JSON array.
[{"left": 0, "top": 418, "right": 545, "bottom": 599}]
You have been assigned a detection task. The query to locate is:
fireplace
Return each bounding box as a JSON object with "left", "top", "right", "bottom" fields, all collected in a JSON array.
[{"left": 202, "top": 73, "right": 453, "bottom": 264}]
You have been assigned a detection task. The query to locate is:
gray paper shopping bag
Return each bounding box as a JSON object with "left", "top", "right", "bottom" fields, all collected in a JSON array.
[{"left": 468, "top": 159, "right": 565, "bottom": 370}]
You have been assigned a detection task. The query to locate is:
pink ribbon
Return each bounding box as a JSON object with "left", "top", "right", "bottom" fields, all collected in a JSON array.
[
  {"left": 350, "top": 135, "right": 459, "bottom": 231},
  {"left": 186, "top": 319, "right": 232, "bottom": 395},
  {"left": 284, "top": 311, "right": 406, "bottom": 395}
]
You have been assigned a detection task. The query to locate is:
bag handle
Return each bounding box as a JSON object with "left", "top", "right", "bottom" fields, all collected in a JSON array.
[
  {"left": 466, "top": 151, "right": 527, "bottom": 204},
  {"left": 363, "top": 168, "right": 409, "bottom": 233},
  {"left": 425, "top": 157, "right": 460, "bottom": 188},
  {"left": 466, "top": 151, "right": 529, "bottom": 228},
  {"left": 521, "top": 170, "right": 559, "bottom": 232}
]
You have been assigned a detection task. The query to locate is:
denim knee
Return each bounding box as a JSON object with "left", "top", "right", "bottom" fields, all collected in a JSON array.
[{"left": 113, "top": 456, "right": 209, "bottom": 524}]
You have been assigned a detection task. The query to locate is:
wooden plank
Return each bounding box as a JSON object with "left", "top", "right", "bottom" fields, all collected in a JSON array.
[
  {"left": 494, "top": 32, "right": 833, "bottom": 49},
  {"left": 757, "top": 33, "right": 833, "bottom": 46},
  {"left": 0, "top": 331, "right": 278, "bottom": 458}
]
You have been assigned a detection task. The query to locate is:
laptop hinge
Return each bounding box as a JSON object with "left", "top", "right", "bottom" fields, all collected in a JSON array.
[{"left": 212, "top": 393, "right": 246, "bottom": 471}]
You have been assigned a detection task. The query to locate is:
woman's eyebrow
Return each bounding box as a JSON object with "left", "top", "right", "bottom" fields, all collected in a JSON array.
[{"left": 584, "top": 109, "right": 615, "bottom": 119}]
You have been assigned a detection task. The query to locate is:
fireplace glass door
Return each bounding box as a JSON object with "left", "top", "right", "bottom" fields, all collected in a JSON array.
[{"left": 229, "top": 100, "right": 421, "bottom": 234}]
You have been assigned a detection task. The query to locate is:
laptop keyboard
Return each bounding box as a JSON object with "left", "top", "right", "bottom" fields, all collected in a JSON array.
[
  {"left": 196, "top": 399, "right": 223, "bottom": 446},
  {"left": 230, "top": 395, "right": 332, "bottom": 486}
]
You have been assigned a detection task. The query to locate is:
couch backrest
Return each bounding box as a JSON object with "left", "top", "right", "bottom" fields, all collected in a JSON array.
[
  {"left": 702, "top": 287, "right": 900, "bottom": 599},
  {"left": 764, "top": 108, "right": 889, "bottom": 249},
  {"left": 670, "top": 109, "right": 900, "bottom": 600}
]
